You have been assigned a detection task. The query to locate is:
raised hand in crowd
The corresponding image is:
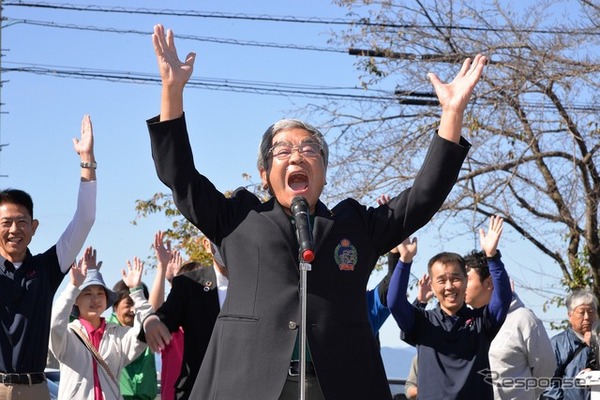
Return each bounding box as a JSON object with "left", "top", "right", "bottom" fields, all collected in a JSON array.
[
  {"left": 73, "top": 114, "right": 97, "bottom": 182},
  {"left": 154, "top": 231, "right": 172, "bottom": 267},
  {"left": 69, "top": 259, "right": 86, "bottom": 288},
  {"left": 150, "top": 230, "right": 184, "bottom": 310},
  {"left": 69, "top": 246, "right": 101, "bottom": 287},
  {"left": 166, "top": 250, "right": 183, "bottom": 284},
  {"left": 376, "top": 194, "right": 391, "bottom": 206},
  {"left": 397, "top": 237, "right": 418, "bottom": 264},
  {"left": 122, "top": 256, "right": 144, "bottom": 290},
  {"left": 479, "top": 215, "right": 503, "bottom": 257},
  {"left": 416, "top": 273, "right": 433, "bottom": 304}
]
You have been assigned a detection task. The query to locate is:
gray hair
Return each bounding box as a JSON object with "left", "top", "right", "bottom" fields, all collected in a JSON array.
[
  {"left": 256, "top": 119, "right": 329, "bottom": 173},
  {"left": 567, "top": 288, "right": 599, "bottom": 312}
]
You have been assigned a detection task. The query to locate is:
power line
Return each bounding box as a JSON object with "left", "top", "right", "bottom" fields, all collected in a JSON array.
[
  {"left": 4, "top": 1, "right": 599, "bottom": 36},
  {"left": 4, "top": 63, "right": 600, "bottom": 112},
  {"left": 3, "top": 18, "right": 345, "bottom": 54},
  {"left": 1, "top": 63, "right": 399, "bottom": 103}
]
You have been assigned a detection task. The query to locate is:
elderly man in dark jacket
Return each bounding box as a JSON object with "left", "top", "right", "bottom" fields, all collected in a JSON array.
[{"left": 146, "top": 23, "right": 487, "bottom": 400}]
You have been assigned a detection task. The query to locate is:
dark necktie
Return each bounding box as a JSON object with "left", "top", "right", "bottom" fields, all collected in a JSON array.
[{"left": 4, "top": 260, "right": 15, "bottom": 273}]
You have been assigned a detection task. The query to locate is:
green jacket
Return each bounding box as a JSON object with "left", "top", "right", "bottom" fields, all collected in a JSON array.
[{"left": 107, "top": 313, "right": 158, "bottom": 400}]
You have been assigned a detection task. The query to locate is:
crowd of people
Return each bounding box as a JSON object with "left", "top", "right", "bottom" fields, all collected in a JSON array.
[{"left": 0, "top": 23, "right": 598, "bottom": 400}]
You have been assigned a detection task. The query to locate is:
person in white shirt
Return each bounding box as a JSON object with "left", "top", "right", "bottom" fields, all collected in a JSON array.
[{"left": 49, "top": 247, "right": 152, "bottom": 400}]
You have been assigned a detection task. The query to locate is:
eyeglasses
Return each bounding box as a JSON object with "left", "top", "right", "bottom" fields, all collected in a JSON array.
[{"left": 268, "top": 141, "right": 322, "bottom": 160}]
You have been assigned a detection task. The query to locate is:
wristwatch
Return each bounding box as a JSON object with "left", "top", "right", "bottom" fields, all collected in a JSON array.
[{"left": 80, "top": 161, "right": 97, "bottom": 169}]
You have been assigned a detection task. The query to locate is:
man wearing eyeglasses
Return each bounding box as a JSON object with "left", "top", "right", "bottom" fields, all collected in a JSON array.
[{"left": 146, "top": 23, "right": 486, "bottom": 400}]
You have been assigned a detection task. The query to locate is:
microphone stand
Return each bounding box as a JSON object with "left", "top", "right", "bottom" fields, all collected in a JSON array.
[
  {"left": 290, "top": 196, "right": 314, "bottom": 400},
  {"left": 298, "top": 257, "right": 311, "bottom": 400}
]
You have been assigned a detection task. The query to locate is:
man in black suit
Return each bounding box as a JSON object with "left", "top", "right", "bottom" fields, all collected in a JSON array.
[
  {"left": 147, "top": 23, "right": 486, "bottom": 400},
  {"left": 142, "top": 238, "right": 227, "bottom": 400}
]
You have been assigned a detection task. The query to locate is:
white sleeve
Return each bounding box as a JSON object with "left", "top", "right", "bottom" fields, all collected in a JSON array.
[
  {"left": 49, "top": 283, "right": 81, "bottom": 360},
  {"left": 56, "top": 181, "right": 97, "bottom": 272},
  {"left": 119, "top": 290, "right": 152, "bottom": 364}
]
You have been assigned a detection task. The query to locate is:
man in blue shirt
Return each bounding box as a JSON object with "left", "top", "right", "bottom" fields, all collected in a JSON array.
[{"left": 387, "top": 215, "right": 512, "bottom": 399}]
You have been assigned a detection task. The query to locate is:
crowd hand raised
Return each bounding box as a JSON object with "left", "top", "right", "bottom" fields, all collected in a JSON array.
[
  {"left": 143, "top": 315, "right": 172, "bottom": 353},
  {"left": 70, "top": 259, "right": 87, "bottom": 288},
  {"left": 397, "top": 237, "right": 418, "bottom": 263},
  {"left": 73, "top": 114, "right": 94, "bottom": 157},
  {"left": 479, "top": 215, "right": 504, "bottom": 257},
  {"left": 417, "top": 273, "right": 433, "bottom": 303},
  {"left": 376, "top": 194, "right": 391, "bottom": 206},
  {"left": 428, "top": 54, "right": 487, "bottom": 115},
  {"left": 81, "top": 246, "right": 101, "bottom": 270},
  {"left": 152, "top": 24, "right": 196, "bottom": 89},
  {"left": 122, "top": 256, "right": 144, "bottom": 289},
  {"left": 154, "top": 230, "right": 172, "bottom": 269},
  {"left": 166, "top": 250, "right": 183, "bottom": 284}
]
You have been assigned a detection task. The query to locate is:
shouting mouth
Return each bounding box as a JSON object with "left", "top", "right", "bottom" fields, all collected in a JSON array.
[{"left": 288, "top": 172, "right": 308, "bottom": 192}]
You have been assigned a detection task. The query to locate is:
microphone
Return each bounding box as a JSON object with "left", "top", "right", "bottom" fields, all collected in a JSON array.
[{"left": 290, "top": 196, "right": 315, "bottom": 262}]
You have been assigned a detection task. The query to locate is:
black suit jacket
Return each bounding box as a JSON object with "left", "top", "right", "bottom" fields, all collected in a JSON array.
[
  {"left": 148, "top": 114, "right": 470, "bottom": 400},
  {"left": 144, "top": 267, "right": 220, "bottom": 400}
]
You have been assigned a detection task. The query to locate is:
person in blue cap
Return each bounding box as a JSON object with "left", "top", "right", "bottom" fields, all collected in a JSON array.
[{"left": 49, "top": 246, "right": 153, "bottom": 400}]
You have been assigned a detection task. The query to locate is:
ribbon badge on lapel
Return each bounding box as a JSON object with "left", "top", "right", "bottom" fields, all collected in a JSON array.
[{"left": 334, "top": 239, "right": 357, "bottom": 271}]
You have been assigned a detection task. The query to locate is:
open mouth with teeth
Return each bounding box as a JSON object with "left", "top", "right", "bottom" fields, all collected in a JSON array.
[
  {"left": 288, "top": 172, "right": 308, "bottom": 192},
  {"left": 444, "top": 292, "right": 460, "bottom": 303}
]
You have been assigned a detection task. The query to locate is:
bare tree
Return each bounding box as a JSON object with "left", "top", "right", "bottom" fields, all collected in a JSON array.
[{"left": 311, "top": 0, "right": 600, "bottom": 304}]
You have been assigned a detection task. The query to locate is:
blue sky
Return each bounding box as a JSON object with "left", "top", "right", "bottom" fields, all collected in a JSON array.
[{"left": 0, "top": 0, "right": 567, "bottom": 354}]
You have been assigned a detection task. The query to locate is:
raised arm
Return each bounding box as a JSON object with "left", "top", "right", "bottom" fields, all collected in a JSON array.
[
  {"left": 387, "top": 237, "right": 418, "bottom": 332},
  {"left": 481, "top": 216, "right": 511, "bottom": 326},
  {"left": 367, "top": 250, "right": 396, "bottom": 334},
  {"left": 122, "top": 256, "right": 144, "bottom": 293},
  {"left": 149, "top": 231, "right": 171, "bottom": 310},
  {"left": 429, "top": 54, "right": 487, "bottom": 144},
  {"left": 49, "top": 256, "right": 88, "bottom": 360},
  {"left": 375, "top": 61, "right": 481, "bottom": 250},
  {"left": 121, "top": 256, "right": 154, "bottom": 326},
  {"left": 119, "top": 257, "right": 152, "bottom": 363},
  {"left": 73, "top": 114, "right": 97, "bottom": 183},
  {"left": 56, "top": 115, "right": 97, "bottom": 272},
  {"left": 152, "top": 24, "right": 196, "bottom": 121}
]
